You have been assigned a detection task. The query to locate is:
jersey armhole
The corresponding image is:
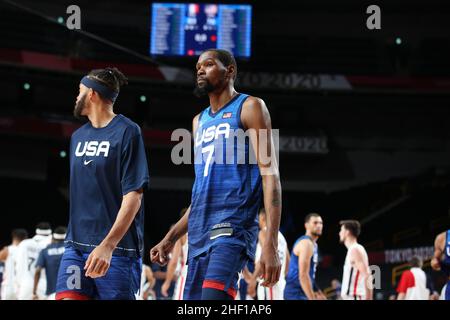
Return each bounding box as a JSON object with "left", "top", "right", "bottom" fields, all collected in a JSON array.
[{"left": 237, "top": 95, "right": 250, "bottom": 130}]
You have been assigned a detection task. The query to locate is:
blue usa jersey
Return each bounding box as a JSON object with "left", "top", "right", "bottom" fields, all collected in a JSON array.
[
  {"left": 36, "top": 242, "right": 65, "bottom": 295},
  {"left": 67, "top": 114, "right": 149, "bottom": 258},
  {"left": 189, "top": 93, "right": 262, "bottom": 261}
]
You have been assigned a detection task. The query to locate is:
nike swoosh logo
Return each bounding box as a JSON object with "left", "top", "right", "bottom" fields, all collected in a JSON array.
[{"left": 84, "top": 160, "right": 93, "bottom": 165}]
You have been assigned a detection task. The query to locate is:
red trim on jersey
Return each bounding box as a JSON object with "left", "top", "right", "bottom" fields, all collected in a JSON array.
[
  {"left": 353, "top": 270, "right": 360, "bottom": 297},
  {"left": 202, "top": 280, "right": 237, "bottom": 299},
  {"left": 177, "top": 276, "right": 185, "bottom": 300},
  {"left": 396, "top": 270, "right": 415, "bottom": 294},
  {"left": 55, "top": 291, "right": 91, "bottom": 300}
]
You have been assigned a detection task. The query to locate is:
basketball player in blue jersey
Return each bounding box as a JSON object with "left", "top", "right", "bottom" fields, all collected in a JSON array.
[
  {"left": 431, "top": 229, "right": 450, "bottom": 300},
  {"left": 55, "top": 67, "right": 150, "bottom": 300},
  {"left": 284, "top": 213, "right": 323, "bottom": 300},
  {"left": 151, "top": 49, "right": 282, "bottom": 300}
]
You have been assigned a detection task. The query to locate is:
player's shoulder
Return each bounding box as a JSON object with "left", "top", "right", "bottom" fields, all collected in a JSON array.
[
  {"left": 116, "top": 114, "right": 141, "bottom": 132},
  {"left": 72, "top": 121, "right": 90, "bottom": 137},
  {"left": 17, "top": 238, "right": 31, "bottom": 248},
  {"left": 278, "top": 231, "right": 288, "bottom": 245},
  {"left": 295, "top": 236, "right": 313, "bottom": 249},
  {"left": 240, "top": 95, "right": 270, "bottom": 124},
  {"left": 350, "top": 243, "right": 367, "bottom": 257},
  {"left": 193, "top": 112, "right": 202, "bottom": 123},
  {"left": 436, "top": 231, "right": 447, "bottom": 243},
  {"left": 241, "top": 95, "right": 266, "bottom": 109}
]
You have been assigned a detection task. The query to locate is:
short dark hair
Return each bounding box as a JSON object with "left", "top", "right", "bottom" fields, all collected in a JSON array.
[
  {"left": 54, "top": 226, "right": 67, "bottom": 235},
  {"left": 305, "top": 213, "right": 321, "bottom": 223},
  {"left": 11, "top": 228, "right": 28, "bottom": 241},
  {"left": 36, "top": 222, "right": 51, "bottom": 230},
  {"left": 203, "top": 49, "right": 237, "bottom": 80},
  {"left": 340, "top": 220, "right": 361, "bottom": 238},
  {"left": 87, "top": 67, "right": 128, "bottom": 93}
]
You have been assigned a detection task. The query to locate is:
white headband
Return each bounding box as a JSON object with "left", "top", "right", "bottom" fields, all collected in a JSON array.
[
  {"left": 36, "top": 228, "right": 52, "bottom": 236},
  {"left": 53, "top": 233, "right": 66, "bottom": 240}
]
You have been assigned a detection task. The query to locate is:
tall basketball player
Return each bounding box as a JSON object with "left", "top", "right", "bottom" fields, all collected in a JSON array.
[
  {"left": 338, "top": 220, "right": 373, "bottom": 300},
  {"left": 55, "top": 67, "right": 150, "bottom": 300},
  {"left": 431, "top": 229, "right": 450, "bottom": 300},
  {"left": 284, "top": 213, "right": 322, "bottom": 300},
  {"left": 151, "top": 49, "right": 282, "bottom": 300},
  {"left": 0, "top": 228, "right": 28, "bottom": 300}
]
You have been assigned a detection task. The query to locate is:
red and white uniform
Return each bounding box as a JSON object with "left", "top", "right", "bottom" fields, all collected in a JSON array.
[
  {"left": 173, "top": 235, "right": 188, "bottom": 300},
  {"left": 1, "top": 245, "right": 19, "bottom": 300},
  {"left": 341, "top": 243, "right": 369, "bottom": 300},
  {"left": 396, "top": 267, "right": 429, "bottom": 300},
  {"left": 255, "top": 231, "right": 288, "bottom": 300},
  {"left": 14, "top": 234, "right": 52, "bottom": 300}
]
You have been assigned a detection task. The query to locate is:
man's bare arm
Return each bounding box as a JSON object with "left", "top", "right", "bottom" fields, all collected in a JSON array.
[
  {"left": 352, "top": 248, "right": 373, "bottom": 300},
  {"left": 431, "top": 232, "right": 445, "bottom": 271},
  {"left": 297, "top": 240, "right": 315, "bottom": 300},
  {"left": 241, "top": 97, "right": 282, "bottom": 287}
]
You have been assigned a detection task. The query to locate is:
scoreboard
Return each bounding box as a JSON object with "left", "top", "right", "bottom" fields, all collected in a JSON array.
[{"left": 150, "top": 3, "right": 252, "bottom": 58}]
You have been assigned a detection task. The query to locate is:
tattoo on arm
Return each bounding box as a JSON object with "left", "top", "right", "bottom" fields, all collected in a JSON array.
[{"left": 272, "top": 188, "right": 281, "bottom": 207}]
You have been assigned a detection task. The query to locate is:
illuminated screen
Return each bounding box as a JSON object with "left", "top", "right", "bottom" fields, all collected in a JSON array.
[{"left": 150, "top": 3, "right": 252, "bottom": 57}]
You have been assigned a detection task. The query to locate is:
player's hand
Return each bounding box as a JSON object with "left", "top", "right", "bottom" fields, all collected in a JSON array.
[
  {"left": 150, "top": 238, "right": 175, "bottom": 266},
  {"left": 315, "top": 291, "right": 327, "bottom": 300},
  {"left": 431, "top": 257, "right": 441, "bottom": 271},
  {"left": 247, "top": 278, "right": 257, "bottom": 298},
  {"left": 259, "top": 243, "right": 281, "bottom": 288},
  {"left": 84, "top": 244, "right": 113, "bottom": 278},
  {"left": 161, "top": 280, "right": 170, "bottom": 297}
]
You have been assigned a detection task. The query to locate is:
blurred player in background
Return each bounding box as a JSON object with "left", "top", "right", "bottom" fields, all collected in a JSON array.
[
  {"left": 140, "top": 263, "right": 156, "bottom": 300},
  {"left": 15, "top": 222, "right": 52, "bottom": 300},
  {"left": 431, "top": 229, "right": 450, "bottom": 300},
  {"left": 246, "top": 208, "right": 289, "bottom": 300},
  {"left": 161, "top": 208, "right": 189, "bottom": 300},
  {"left": 284, "top": 213, "right": 322, "bottom": 300},
  {"left": 339, "top": 220, "right": 373, "bottom": 300},
  {"left": 396, "top": 256, "right": 429, "bottom": 300},
  {"left": 33, "top": 226, "right": 67, "bottom": 300},
  {"left": 0, "top": 228, "right": 28, "bottom": 300}
]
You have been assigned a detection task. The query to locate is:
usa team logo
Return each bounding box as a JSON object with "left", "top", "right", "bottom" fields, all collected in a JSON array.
[{"left": 75, "top": 141, "right": 110, "bottom": 157}]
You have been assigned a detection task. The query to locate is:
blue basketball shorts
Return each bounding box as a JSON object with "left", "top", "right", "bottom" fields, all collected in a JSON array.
[{"left": 55, "top": 246, "right": 141, "bottom": 300}]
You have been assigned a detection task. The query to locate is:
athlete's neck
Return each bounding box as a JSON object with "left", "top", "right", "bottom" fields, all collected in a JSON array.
[
  {"left": 88, "top": 106, "right": 116, "bottom": 128},
  {"left": 12, "top": 240, "right": 20, "bottom": 246},
  {"left": 344, "top": 237, "right": 357, "bottom": 249},
  {"left": 208, "top": 87, "right": 238, "bottom": 113},
  {"left": 306, "top": 231, "right": 319, "bottom": 242}
]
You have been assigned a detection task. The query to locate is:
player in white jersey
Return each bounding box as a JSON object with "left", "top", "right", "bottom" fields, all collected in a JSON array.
[
  {"left": 247, "top": 208, "right": 290, "bottom": 300},
  {"left": 339, "top": 220, "right": 373, "bottom": 300},
  {"left": 161, "top": 208, "right": 189, "bottom": 300},
  {"left": 0, "top": 229, "right": 28, "bottom": 300},
  {"left": 14, "top": 222, "right": 52, "bottom": 300},
  {"left": 163, "top": 234, "right": 188, "bottom": 300},
  {"left": 139, "top": 264, "right": 155, "bottom": 300}
]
